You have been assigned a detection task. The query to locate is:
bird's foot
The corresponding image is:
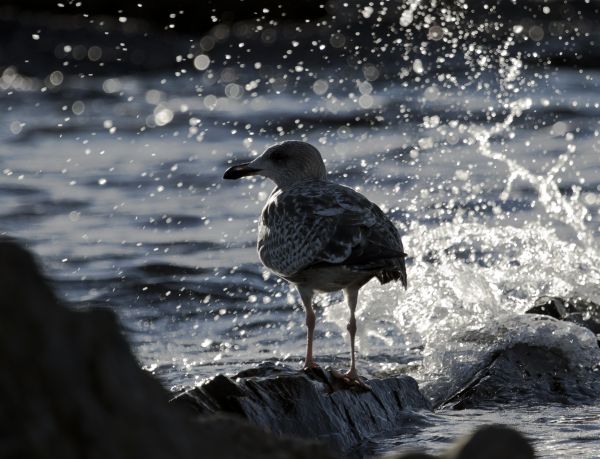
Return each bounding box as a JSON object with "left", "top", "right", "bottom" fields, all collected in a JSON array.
[
  {"left": 302, "top": 360, "right": 320, "bottom": 371},
  {"left": 329, "top": 368, "right": 371, "bottom": 391},
  {"left": 302, "top": 361, "right": 331, "bottom": 383}
]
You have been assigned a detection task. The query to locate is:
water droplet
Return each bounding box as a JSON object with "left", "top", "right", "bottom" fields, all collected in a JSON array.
[{"left": 193, "top": 54, "right": 210, "bottom": 71}]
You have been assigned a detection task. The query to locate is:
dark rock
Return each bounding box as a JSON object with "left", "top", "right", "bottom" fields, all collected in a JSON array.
[
  {"left": 526, "top": 296, "right": 569, "bottom": 319},
  {"left": 527, "top": 296, "right": 600, "bottom": 345},
  {"left": 193, "top": 414, "right": 339, "bottom": 459},
  {"left": 0, "top": 236, "right": 337, "bottom": 459},
  {"left": 448, "top": 425, "right": 534, "bottom": 459},
  {"left": 527, "top": 295, "right": 600, "bottom": 320},
  {"left": 173, "top": 362, "right": 432, "bottom": 452},
  {"left": 391, "top": 425, "right": 534, "bottom": 459},
  {"left": 563, "top": 312, "right": 600, "bottom": 335},
  {"left": 421, "top": 315, "right": 600, "bottom": 408},
  {"left": 440, "top": 343, "right": 600, "bottom": 409}
]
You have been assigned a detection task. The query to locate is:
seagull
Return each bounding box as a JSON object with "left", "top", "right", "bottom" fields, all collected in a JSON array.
[{"left": 223, "top": 140, "right": 407, "bottom": 387}]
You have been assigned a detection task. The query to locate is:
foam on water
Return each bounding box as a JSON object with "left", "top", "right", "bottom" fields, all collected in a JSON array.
[{"left": 324, "top": 218, "right": 600, "bottom": 354}]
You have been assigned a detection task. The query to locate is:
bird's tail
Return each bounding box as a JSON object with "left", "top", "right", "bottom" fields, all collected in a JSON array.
[{"left": 375, "top": 257, "right": 407, "bottom": 289}]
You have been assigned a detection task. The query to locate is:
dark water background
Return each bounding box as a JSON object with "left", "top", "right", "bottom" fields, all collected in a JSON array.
[{"left": 1, "top": 1, "right": 600, "bottom": 456}]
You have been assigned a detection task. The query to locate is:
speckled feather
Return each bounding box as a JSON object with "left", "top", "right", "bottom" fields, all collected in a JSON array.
[{"left": 257, "top": 180, "right": 407, "bottom": 287}]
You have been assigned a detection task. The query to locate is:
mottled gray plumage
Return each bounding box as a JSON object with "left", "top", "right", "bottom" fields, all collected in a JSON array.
[
  {"left": 223, "top": 140, "right": 407, "bottom": 386},
  {"left": 258, "top": 180, "right": 407, "bottom": 289}
]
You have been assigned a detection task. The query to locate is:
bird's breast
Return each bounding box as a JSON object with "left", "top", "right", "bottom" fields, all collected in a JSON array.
[{"left": 256, "top": 214, "right": 282, "bottom": 274}]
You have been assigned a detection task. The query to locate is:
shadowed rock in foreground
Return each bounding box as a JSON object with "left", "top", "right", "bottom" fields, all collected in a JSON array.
[
  {"left": 173, "top": 363, "right": 432, "bottom": 452},
  {"left": 0, "top": 237, "right": 336, "bottom": 459}
]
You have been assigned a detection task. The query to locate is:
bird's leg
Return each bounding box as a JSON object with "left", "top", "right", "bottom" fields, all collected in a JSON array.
[
  {"left": 344, "top": 287, "right": 359, "bottom": 378},
  {"left": 331, "top": 288, "right": 370, "bottom": 389},
  {"left": 298, "top": 287, "right": 318, "bottom": 370},
  {"left": 347, "top": 295, "right": 358, "bottom": 379}
]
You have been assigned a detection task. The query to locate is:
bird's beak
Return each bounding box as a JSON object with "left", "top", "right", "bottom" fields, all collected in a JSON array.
[{"left": 223, "top": 162, "right": 261, "bottom": 180}]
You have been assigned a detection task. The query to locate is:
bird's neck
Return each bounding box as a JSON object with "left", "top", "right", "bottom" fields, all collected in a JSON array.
[{"left": 271, "top": 176, "right": 326, "bottom": 192}]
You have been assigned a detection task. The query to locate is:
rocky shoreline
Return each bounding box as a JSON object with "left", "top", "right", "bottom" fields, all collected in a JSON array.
[
  {"left": 173, "top": 363, "right": 431, "bottom": 452},
  {"left": 2, "top": 236, "right": 599, "bottom": 458}
]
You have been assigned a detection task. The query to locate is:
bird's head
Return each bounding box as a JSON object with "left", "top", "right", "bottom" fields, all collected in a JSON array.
[{"left": 223, "top": 140, "right": 327, "bottom": 189}]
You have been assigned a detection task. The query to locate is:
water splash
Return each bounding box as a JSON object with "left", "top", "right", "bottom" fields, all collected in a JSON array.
[
  {"left": 470, "top": 97, "right": 596, "bottom": 250},
  {"left": 323, "top": 218, "right": 600, "bottom": 357},
  {"left": 323, "top": 37, "right": 600, "bottom": 378}
]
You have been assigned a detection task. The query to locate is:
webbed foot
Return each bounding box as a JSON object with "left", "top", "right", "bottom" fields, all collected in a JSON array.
[{"left": 330, "top": 368, "right": 371, "bottom": 391}]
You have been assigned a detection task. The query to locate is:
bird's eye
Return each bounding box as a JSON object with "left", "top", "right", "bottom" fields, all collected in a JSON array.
[{"left": 270, "top": 150, "right": 286, "bottom": 162}]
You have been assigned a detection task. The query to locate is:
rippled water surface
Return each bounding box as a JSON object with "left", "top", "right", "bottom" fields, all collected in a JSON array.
[{"left": 2, "top": 3, "right": 600, "bottom": 456}]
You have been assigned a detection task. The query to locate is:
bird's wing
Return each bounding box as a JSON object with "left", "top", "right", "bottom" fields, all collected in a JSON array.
[
  {"left": 258, "top": 181, "right": 406, "bottom": 279},
  {"left": 314, "top": 184, "right": 406, "bottom": 267},
  {"left": 258, "top": 184, "right": 340, "bottom": 277}
]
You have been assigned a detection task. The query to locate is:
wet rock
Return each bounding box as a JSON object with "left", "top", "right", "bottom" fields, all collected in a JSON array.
[
  {"left": 563, "top": 312, "right": 600, "bottom": 335},
  {"left": 173, "top": 362, "right": 432, "bottom": 452},
  {"left": 0, "top": 236, "right": 337, "bottom": 459},
  {"left": 527, "top": 296, "right": 600, "bottom": 345},
  {"left": 422, "top": 315, "right": 600, "bottom": 408},
  {"left": 433, "top": 297, "right": 600, "bottom": 409},
  {"left": 440, "top": 343, "right": 600, "bottom": 409},
  {"left": 526, "top": 296, "right": 569, "bottom": 319},
  {"left": 391, "top": 425, "right": 534, "bottom": 459}
]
